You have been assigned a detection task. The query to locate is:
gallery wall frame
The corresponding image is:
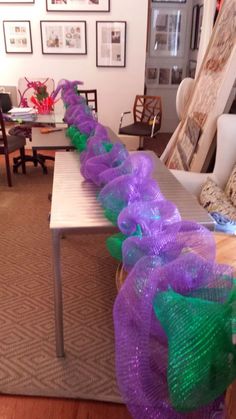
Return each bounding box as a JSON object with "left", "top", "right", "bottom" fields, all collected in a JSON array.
[
  {"left": 46, "top": 0, "right": 110, "bottom": 12},
  {"left": 146, "top": 65, "right": 183, "bottom": 87},
  {"left": 40, "top": 20, "right": 87, "bottom": 55},
  {"left": 3, "top": 20, "right": 33, "bottom": 53},
  {"left": 96, "top": 21, "right": 126, "bottom": 67},
  {"left": 149, "top": 7, "right": 187, "bottom": 57},
  {"left": 0, "top": 0, "right": 34, "bottom": 3},
  {"left": 40, "top": 21, "right": 87, "bottom": 55},
  {"left": 188, "top": 59, "right": 197, "bottom": 78},
  {"left": 196, "top": 4, "right": 203, "bottom": 49},
  {"left": 190, "top": 4, "right": 199, "bottom": 50},
  {"left": 152, "top": 0, "right": 186, "bottom": 3}
]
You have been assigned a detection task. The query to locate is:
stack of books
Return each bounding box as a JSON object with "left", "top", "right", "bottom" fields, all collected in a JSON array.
[{"left": 8, "top": 107, "right": 37, "bottom": 121}]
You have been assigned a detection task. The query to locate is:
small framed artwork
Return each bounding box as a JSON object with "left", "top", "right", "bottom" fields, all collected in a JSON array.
[
  {"left": 96, "top": 21, "right": 126, "bottom": 67},
  {"left": 40, "top": 21, "right": 87, "bottom": 55},
  {"left": 0, "top": 0, "right": 34, "bottom": 2},
  {"left": 146, "top": 67, "right": 158, "bottom": 84},
  {"left": 3, "top": 20, "right": 32, "bottom": 53},
  {"left": 188, "top": 59, "right": 197, "bottom": 78},
  {"left": 196, "top": 4, "right": 203, "bottom": 49},
  {"left": 46, "top": 0, "right": 110, "bottom": 12},
  {"left": 150, "top": 8, "right": 187, "bottom": 57},
  {"left": 152, "top": 1, "right": 186, "bottom": 3},
  {"left": 159, "top": 68, "right": 170, "bottom": 85},
  {"left": 171, "top": 66, "right": 183, "bottom": 85},
  {"left": 190, "top": 5, "right": 199, "bottom": 50}
]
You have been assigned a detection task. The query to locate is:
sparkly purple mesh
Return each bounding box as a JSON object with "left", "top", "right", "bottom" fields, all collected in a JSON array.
[
  {"left": 54, "top": 79, "right": 233, "bottom": 419},
  {"left": 113, "top": 251, "right": 230, "bottom": 418}
]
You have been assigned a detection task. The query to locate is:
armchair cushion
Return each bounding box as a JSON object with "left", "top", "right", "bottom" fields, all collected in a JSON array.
[
  {"left": 199, "top": 177, "right": 236, "bottom": 221},
  {"left": 225, "top": 163, "right": 236, "bottom": 207}
]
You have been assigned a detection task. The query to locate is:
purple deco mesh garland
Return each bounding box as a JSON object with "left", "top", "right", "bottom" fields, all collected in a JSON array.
[{"left": 54, "top": 80, "right": 234, "bottom": 418}]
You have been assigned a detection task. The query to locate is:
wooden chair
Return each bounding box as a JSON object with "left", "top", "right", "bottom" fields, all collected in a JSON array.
[
  {"left": 119, "top": 95, "right": 162, "bottom": 150},
  {"left": 0, "top": 108, "right": 26, "bottom": 187},
  {"left": 77, "top": 89, "right": 98, "bottom": 118}
]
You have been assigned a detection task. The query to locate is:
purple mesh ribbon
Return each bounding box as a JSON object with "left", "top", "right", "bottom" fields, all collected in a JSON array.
[
  {"left": 56, "top": 79, "right": 233, "bottom": 418},
  {"left": 113, "top": 251, "right": 231, "bottom": 418}
]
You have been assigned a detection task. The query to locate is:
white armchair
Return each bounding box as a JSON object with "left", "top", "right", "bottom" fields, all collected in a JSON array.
[{"left": 171, "top": 114, "right": 236, "bottom": 197}]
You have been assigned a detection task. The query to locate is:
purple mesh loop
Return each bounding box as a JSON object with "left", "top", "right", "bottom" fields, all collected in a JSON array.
[
  {"left": 99, "top": 151, "right": 156, "bottom": 187},
  {"left": 114, "top": 251, "right": 228, "bottom": 418},
  {"left": 122, "top": 221, "right": 216, "bottom": 271},
  {"left": 118, "top": 200, "right": 180, "bottom": 236},
  {"left": 98, "top": 174, "right": 163, "bottom": 219},
  {"left": 52, "top": 79, "right": 83, "bottom": 102},
  {"left": 82, "top": 143, "right": 129, "bottom": 185},
  {"left": 74, "top": 116, "right": 96, "bottom": 135},
  {"left": 64, "top": 104, "right": 88, "bottom": 125}
]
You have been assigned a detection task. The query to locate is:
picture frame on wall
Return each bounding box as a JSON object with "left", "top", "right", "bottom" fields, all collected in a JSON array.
[
  {"left": 150, "top": 7, "right": 187, "bottom": 57},
  {"left": 159, "top": 68, "right": 170, "bottom": 85},
  {"left": 152, "top": 0, "right": 186, "bottom": 3},
  {"left": 171, "top": 66, "right": 183, "bottom": 84},
  {"left": 196, "top": 4, "right": 203, "bottom": 49},
  {"left": 0, "top": 0, "right": 34, "bottom": 2},
  {"left": 190, "top": 4, "right": 199, "bottom": 50},
  {"left": 96, "top": 21, "right": 126, "bottom": 67},
  {"left": 46, "top": 0, "right": 110, "bottom": 12},
  {"left": 40, "top": 21, "right": 87, "bottom": 55},
  {"left": 188, "top": 59, "right": 197, "bottom": 78},
  {"left": 3, "top": 20, "right": 32, "bottom": 53},
  {"left": 146, "top": 67, "right": 158, "bottom": 84}
]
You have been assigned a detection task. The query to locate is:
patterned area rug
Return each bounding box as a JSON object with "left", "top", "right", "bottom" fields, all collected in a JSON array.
[{"left": 0, "top": 158, "right": 121, "bottom": 402}]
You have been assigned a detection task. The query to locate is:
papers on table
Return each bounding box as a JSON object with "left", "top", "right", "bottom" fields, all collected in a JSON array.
[{"left": 8, "top": 107, "right": 37, "bottom": 120}]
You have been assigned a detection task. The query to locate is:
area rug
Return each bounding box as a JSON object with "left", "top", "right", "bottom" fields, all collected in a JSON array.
[{"left": 0, "top": 157, "right": 121, "bottom": 403}]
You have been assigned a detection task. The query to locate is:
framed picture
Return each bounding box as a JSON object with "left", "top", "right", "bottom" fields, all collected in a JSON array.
[
  {"left": 196, "top": 4, "right": 203, "bottom": 49},
  {"left": 190, "top": 5, "right": 199, "bottom": 50},
  {"left": 0, "top": 0, "right": 34, "bottom": 2},
  {"left": 150, "top": 8, "right": 187, "bottom": 57},
  {"left": 40, "top": 21, "right": 87, "bottom": 55},
  {"left": 3, "top": 20, "right": 32, "bottom": 53},
  {"left": 188, "top": 59, "right": 197, "bottom": 78},
  {"left": 46, "top": 0, "right": 110, "bottom": 12},
  {"left": 152, "top": 1, "right": 186, "bottom": 3},
  {"left": 96, "top": 21, "right": 126, "bottom": 67},
  {"left": 146, "top": 67, "right": 158, "bottom": 84},
  {"left": 171, "top": 66, "right": 183, "bottom": 85},
  {"left": 159, "top": 68, "right": 170, "bottom": 85}
]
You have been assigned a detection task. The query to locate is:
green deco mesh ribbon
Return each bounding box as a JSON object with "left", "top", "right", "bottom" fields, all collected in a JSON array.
[
  {"left": 66, "top": 126, "right": 88, "bottom": 152},
  {"left": 106, "top": 225, "right": 142, "bottom": 261},
  {"left": 153, "top": 285, "right": 236, "bottom": 412}
]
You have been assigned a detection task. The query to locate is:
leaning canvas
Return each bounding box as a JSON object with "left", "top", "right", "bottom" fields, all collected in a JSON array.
[{"left": 161, "top": 0, "right": 236, "bottom": 172}]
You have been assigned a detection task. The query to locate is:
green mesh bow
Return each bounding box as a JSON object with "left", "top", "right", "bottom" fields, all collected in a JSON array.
[{"left": 153, "top": 286, "right": 236, "bottom": 411}]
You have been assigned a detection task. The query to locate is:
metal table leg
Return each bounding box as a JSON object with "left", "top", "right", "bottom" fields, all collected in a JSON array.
[{"left": 52, "top": 229, "right": 65, "bottom": 357}]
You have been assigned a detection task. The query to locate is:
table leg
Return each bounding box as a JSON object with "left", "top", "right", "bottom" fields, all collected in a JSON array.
[{"left": 52, "top": 229, "right": 65, "bottom": 357}]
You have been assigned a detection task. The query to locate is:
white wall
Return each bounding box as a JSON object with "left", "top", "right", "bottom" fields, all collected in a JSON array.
[{"left": 0, "top": 0, "right": 148, "bottom": 134}]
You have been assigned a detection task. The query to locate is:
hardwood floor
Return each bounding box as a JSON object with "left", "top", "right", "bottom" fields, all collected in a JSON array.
[{"left": 0, "top": 396, "right": 132, "bottom": 419}]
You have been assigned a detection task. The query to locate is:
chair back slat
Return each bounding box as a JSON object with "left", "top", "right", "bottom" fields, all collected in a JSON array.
[
  {"left": 133, "top": 95, "right": 162, "bottom": 128},
  {"left": 77, "top": 89, "right": 98, "bottom": 114}
]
